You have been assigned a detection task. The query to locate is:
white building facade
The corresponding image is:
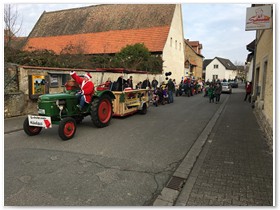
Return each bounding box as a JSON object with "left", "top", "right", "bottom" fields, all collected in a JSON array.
[
  {"left": 205, "top": 57, "right": 237, "bottom": 81},
  {"left": 162, "top": 4, "right": 185, "bottom": 83}
]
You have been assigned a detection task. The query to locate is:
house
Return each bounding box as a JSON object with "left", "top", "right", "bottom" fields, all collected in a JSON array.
[
  {"left": 245, "top": 39, "right": 255, "bottom": 82},
  {"left": 235, "top": 65, "right": 246, "bottom": 81},
  {"left": 204, "top": 57, "right": 237, "bottom": 82},
  {"left": 22, "top": 4, "right": 185, "bottom": 83},
  {"left": 245, "top": 4, "right": 273, "bottom": 146},
  {"left": 4, "top": 29, "right": 26, "bottom": 49},
  {"left": 184, "top": 39, "right": 204, "bottom": 79}
]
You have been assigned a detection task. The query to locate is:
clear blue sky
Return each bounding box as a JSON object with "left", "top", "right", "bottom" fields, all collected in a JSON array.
[{"left": 4, "top": 2, "right": 271, "bottom": 64}]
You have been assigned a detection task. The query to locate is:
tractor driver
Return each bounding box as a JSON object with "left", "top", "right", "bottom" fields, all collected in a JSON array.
[{"left": 70, "top": 71, "right": 94, "bottom": 110}]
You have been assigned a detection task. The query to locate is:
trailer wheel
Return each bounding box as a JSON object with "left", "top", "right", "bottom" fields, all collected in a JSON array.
[
  {"left": 23, "top": 117, "right": 42, "bottom": 136},
  {"left": 58, "top": 117, "right": 76, "bottom": 140},
  {"left": 91, "top": 94, "right": 113, "bottom": 128},
  {"left": 139, "top": 103, "right": 147, "bottom": 115}
]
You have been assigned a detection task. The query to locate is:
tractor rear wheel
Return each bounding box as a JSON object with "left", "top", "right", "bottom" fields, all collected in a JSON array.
[
  {"left": 91, "top": 95, "right": 113, "bottom": 128},
  {"left": 23, "top": 117, "right": 42, "bottom": 136},
  {"left": 58, "top": 117, "right": 76, "bottom": 140}
]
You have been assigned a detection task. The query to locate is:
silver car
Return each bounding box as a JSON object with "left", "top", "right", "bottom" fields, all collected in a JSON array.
[{"left": 221, "top": 82, "right": 232, "bottom": 94}]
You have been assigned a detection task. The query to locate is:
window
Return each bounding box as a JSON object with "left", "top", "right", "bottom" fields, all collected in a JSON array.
[
  {"left": 170, "top": 37, "right": 173, "bottom": 47},
  {"left": 212, "top": 75, "right": 218, "bottom": 80},
  {"left": 49, "top": 73, "right": 70, "bottom": 88},
  {"left": 214, "top": 64, "right": 219, "bottom": 69},
  {"left": 49, "top": 74, "right": 59, "bottom": 87},
  {"left": 175, "top": 40, "right": 177, "bottom": 49}
]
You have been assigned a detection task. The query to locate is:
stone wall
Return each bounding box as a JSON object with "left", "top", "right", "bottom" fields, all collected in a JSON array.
[
  {"left": 254, "top": 108, "right": 273, "bottom": 153},
  {"left": 4, "top": 64, "right": 161, "bottom": 118},
  {"left": 4, "top": 63, "right": 19, "bottom": 93},
  {"left": 4, "top": 63, "right": 25, "bottom": 118}
]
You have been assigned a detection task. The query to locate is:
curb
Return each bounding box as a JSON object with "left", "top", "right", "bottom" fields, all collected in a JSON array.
[
  {"left": 153, "top": 95, "right": 229, "bottom": 206},
  {"left": 4, "top": 115, "right": 27, "bottom": 134}
]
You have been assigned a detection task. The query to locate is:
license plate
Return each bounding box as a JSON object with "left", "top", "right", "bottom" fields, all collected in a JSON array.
[
  {"left": 38, "top": 109, "right": 45, "bottom": 114},
  {"left": 28, "top": 115, "right": 52, "bottom": 128}
]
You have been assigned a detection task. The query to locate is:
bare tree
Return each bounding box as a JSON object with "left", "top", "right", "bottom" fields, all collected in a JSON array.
[{"left": 4, "top": 4, "right": 22, "bottom": 48}]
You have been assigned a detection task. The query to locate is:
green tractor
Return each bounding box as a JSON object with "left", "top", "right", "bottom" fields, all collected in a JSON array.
[{"left": 23, "top": 80, "right": 115, "bottom": 140}]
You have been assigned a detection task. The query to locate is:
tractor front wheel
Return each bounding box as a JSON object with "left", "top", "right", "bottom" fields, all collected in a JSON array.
[
  {"left": 23, "top": 117, "right": 42, "bottom": 136},
  {"left": 58, "top": 117, "right": 77, "bottom": 140},
  {"left": 91, "top": 95, "right": 113, "bottom": 128}
]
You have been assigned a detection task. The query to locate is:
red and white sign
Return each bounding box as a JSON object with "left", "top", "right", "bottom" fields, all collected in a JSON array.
[
  {"left": 246, "top": 5, "right": 272, "bottom": 31},
  {"left": 28, "top": 115, "right": 52, "bottom": 129}
]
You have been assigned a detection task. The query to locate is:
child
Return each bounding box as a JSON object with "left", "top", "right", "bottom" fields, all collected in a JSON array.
[
  {"left": 152, "top": 89, "right": 159, "bottom": 107},
  {"left": 162, "top": 88, "right": 169, "bottom": 104}
]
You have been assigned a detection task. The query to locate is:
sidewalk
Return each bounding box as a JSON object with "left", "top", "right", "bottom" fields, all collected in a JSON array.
[
  {"left": 4, "top": 115, "right": 27, "bottom": 134},
  {"left": 154, "top": 91, "right": 273, "bottom": 206}
]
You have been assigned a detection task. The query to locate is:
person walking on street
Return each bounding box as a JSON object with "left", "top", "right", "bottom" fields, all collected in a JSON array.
[
  {"left": 214, "top": 82, "right": 222, "bottom": 103},
  {"left": 167, "top": 78, "right": 175, "bottom": 103},
  {"left": 244, "top": 81, "right": 252, "bottom": 102},
  {"left": 208, "top": 83, "right": 215, "bottom": 103}
]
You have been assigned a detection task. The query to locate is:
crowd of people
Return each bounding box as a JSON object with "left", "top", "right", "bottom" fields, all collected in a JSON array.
[
  {"left": 99, "top": 75, "right": 252, "bottom": 107},
  {"left": 69, "top": 70, "right": 251, "bottom": 113},
  {"left": 204, "top": 81, "right": 222, "bottom": 103}
]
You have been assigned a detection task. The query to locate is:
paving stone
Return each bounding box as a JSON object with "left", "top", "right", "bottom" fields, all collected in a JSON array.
[{"left": 184, "top": 92, "right": 273, "bottom": 206}]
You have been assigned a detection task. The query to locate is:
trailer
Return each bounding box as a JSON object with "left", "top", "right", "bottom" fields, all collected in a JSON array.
[{"left": 112, "top": 89, "right": 149, "bottom": 117}]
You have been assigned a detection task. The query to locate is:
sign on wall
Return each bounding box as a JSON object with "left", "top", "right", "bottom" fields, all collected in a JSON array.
[
  {"left": 32, "top": 75, "right": 46, "bottom": 95},
  {"left": 245, "top": 5, "right": 272, "bottom": 31},
  {"left": 29, "top": 75, "right": 47, "bottom": 99}
]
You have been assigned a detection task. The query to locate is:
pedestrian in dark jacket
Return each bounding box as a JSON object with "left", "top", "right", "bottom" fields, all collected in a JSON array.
[
  {"left": 214, "top": 82, "right": 222, "bottom": 103},
  {"left": 208, "top": 83, "right": 215, "bottom": 103},
  {"left": 167, "top": 78, "right": 175, "bottom": 103},
  {"left": 127, "top": 76, "right": 133, "bottom": 89},
  {"left": 141, "top": 78, "right": 151, "bottom": 89},
  {"left": 151, "top": 77, "right": 158, "bottom": 89},
  {"left": 116, "top": 75, "right": 126, "bottom": 91}
]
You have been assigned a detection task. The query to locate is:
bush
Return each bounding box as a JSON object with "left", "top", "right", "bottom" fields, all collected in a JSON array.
[{"left": 4, "top": 43, "right": 163, "bottom": 73}]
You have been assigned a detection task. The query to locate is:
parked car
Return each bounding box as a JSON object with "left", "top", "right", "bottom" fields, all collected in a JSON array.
[
  {"left": 229, "top": 81, "right": 238, "bottom": 88},
  {"left": 221, "top": 82, "right": 232, "bottom": 94}
]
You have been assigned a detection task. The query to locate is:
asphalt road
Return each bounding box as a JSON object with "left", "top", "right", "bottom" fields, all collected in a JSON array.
[{"left": 4, "top": 90, "right": 229, "bottom": 206}]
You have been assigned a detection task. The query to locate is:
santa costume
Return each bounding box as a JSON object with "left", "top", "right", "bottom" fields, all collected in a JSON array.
[{"left": 70, "top": 71, "right": 94, "bottom": 107}]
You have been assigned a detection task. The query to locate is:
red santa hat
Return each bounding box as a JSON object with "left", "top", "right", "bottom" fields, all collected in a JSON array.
[{"left": 84, "top": 73, "right": 92, "bottom": 79}]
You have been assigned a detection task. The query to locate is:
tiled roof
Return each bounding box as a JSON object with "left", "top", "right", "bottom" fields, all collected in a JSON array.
[
  {"left": 185, "top": 39, "right": 203, "bottom": 57},
  {"left": 203, "top": 59, "right": 213, "bottom": 70},
  {"left": 23, "top": 26, "right": 170, "bottom": 54},
  {"left": 215, "top": 57, "right": 237, "bottom": 70},
  {"left": 29, "top": 4, "right": 175, "bottom": 37}
]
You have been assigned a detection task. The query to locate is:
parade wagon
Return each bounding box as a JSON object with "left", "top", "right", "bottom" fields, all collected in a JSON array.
[{"left": 111, "top": 89, "right": 149, "bottom": 116}]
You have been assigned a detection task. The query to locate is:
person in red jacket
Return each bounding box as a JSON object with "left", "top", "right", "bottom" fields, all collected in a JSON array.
[
  {"left": 70, "top": 71, "right": 94, "bottom": 110},
  {"left": 244, "top": 81, "right": 252, "bottom": 102}
]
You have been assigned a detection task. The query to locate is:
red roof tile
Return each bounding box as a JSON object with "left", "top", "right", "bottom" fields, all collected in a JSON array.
[{"left": 23, "top": 26, "right": 170, "bottom": 54}]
